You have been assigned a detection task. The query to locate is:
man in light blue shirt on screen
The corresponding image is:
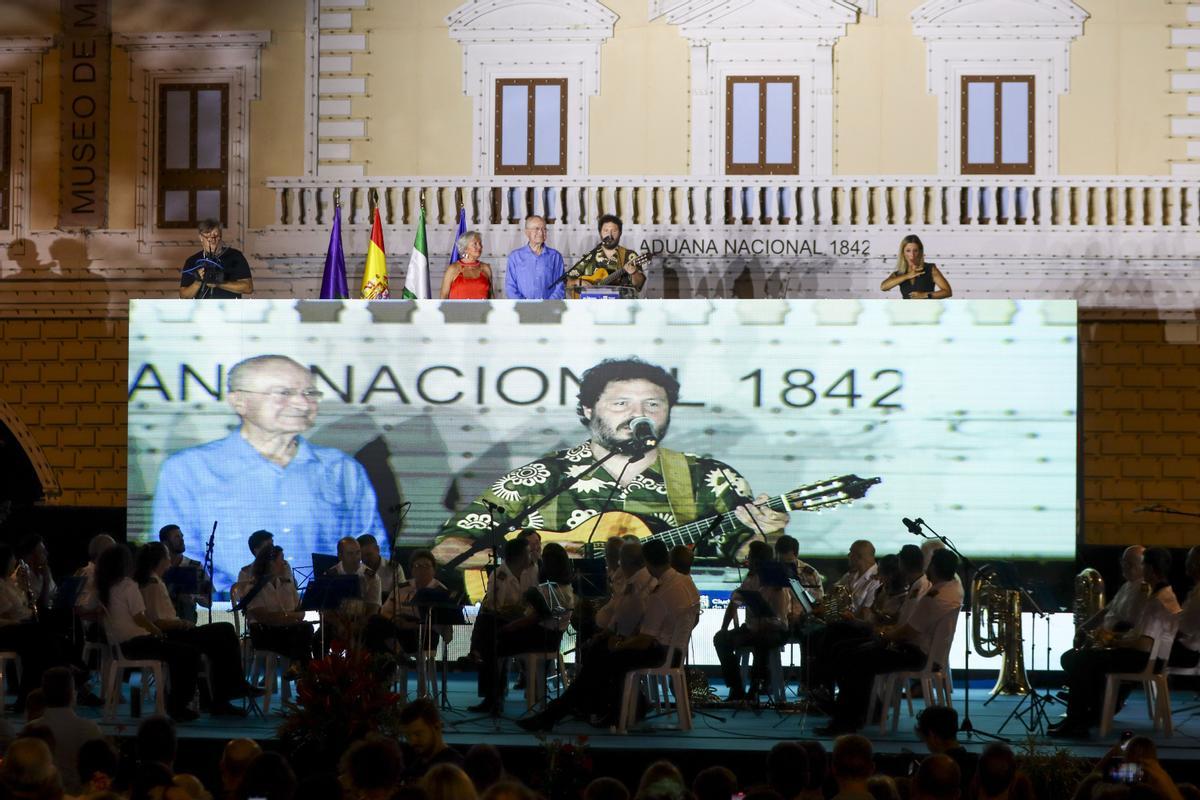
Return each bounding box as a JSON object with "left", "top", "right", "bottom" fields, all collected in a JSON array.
[
  {"left": 504, "top": 214, "right": 565, "bottom": 299},
  {"left": 150, "top": 354, "right": 385, "bottom": 595}
]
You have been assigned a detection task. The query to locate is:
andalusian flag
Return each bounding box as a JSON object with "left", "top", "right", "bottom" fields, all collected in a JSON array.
[
  {"left": 402, "top": 205, "right": 431, "bottom": 299},
  {"left": 360, "top": 207, "right": 389, "bottom": 299}
]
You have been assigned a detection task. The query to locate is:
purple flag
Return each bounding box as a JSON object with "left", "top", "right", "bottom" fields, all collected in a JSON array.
[
  {"left": 448, "top": 206, "right": 466, "bottom": 265},
  {"left": 320, "top": 203, "right": 349, "bottom": 299}
]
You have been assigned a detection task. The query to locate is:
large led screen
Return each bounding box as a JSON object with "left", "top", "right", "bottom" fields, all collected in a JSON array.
[{"left": 127, "top": 299, "right": 1077, "bottom": 594}]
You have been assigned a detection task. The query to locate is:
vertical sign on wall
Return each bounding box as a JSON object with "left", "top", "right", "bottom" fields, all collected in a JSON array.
[{"left": 60, "top": 0, "right": 111, "bottom": 227}]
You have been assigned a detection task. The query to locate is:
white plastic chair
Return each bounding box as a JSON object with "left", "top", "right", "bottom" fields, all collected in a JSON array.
[
  {"left": 867, "top": 609, "right": 958, "bottom": 733},
  {"left": 102, "top": 641, "right": 167, "bottom": 720},
  {"left": 523, "top": 650, "right": 570, "bottom": 711},
  {"left": 1099, "top": 618, "right": 1180, "bottom": 738},
  {"left": 230, "top": 584, "right": 293, "bottom": 713},
  {"left": 616, "top": 606, "right": 699, "bottom": 733}
]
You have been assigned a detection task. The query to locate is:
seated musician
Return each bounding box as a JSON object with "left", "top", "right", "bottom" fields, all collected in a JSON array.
[
  {"left": 669, "top": 545, "right": 700, "bottom": 608},
  {"left": 322, "top": 536, "right": 382, "bottom": 647},
  {"left": 604, "top": 536, "right": 625, "bottom": 592},
  {"left": 1051, "top": 547, "right": 1181, "bottom": 737},
  {"left": 433, "top": 358, "right": 788, "bottom": 580},
  {"left": 565, "top": 215, "right": 645, "bottom": 297},
  {"left": 595, "top": 541, "right": 659, "bottom": 638},
  {"left": 15, "top": 536, "right": 55, "bottom": 618},
  {"left": 1075, "top": 545, "right": 1149, "bottom": 645},
  {"left": 519, "top": 540, "right": 693, "bottom": 731},
  {"left": 366, "top": 550, "right": 453, "bottom": 661},
  {"left": 714, "top": 541, "right": 790, "bottom": 702},
  {"left": 473, "top": 543, "right": 576, "bottom": 714},
  {"left": 95, "top": 545, "right": 202, "bottom": 722},
  {"left": 135, "top": 543, "right": 261, "bottom": 716},
  {"left": 775, "top": 535, "right": 823, "bottom": 603},
  {"left": 158, "top": 525, "right": 213, "bottom": 625},
  {"left": 815, "top": 548, "right": 963, "bottom": 735},
  {"left": 238, "top": 544, "right": 314, "bottom": 675},
  {"left": 809, "top": 552, "right": 921, "bottom": 701},
  {"left": 1170, "top": 545, "right": 1200, "bottom": 669},
  {"left": 468, "top": 537, "right": 532, "bottom": 710},
  {"left": 831, "top": 539, "right": 881, "bottom": 614},
  {"left": 358, "top": 533, "right": 402, "bottom": 603},
  {"left": 0, "top": 545, "right": 67, "bottom": 711}
]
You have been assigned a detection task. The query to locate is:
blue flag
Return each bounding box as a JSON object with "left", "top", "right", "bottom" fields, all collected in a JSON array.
[
  {"left": 320, "top": 203, "right": 349, "bottom": 299},
  {"left": 447, "top": 207, "right": 467, "bottom": 265}
]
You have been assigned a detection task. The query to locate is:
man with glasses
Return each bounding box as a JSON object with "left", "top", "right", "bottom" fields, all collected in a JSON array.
[
  {"left": 179, "top": 219, "right": 254, "bottom": 299},
  {"left": 504, "top": 214, "right": 565, "bottom": 300},
  {"left": 151, "top": 355, "right": 385, "bottom": 591}
]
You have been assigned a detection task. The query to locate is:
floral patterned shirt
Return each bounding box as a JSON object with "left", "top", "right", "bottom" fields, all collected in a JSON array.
[{"left": 437, "top": 442, "right": 757, "bottom": 556}]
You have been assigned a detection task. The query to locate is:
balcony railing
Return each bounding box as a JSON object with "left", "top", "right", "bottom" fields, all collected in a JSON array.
[{"left": 262, "top": 175, "right": 1200, "bottom": 232}]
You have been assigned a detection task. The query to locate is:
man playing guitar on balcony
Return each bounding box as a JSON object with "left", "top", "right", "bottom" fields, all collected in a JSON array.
[{"left": 566, "top": 215, "right": 647, "bottom": 298}]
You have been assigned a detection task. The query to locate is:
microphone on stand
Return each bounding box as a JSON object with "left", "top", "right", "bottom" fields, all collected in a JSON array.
[
  {"left": 627, "top": 416, "right": 659, "bottom": 452},
  {"left": 902, "top": 517, "right": 925, "bottom": 536}
]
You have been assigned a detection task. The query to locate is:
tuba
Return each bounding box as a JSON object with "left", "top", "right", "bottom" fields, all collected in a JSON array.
[
  {"left": 1073, "top": 568, "right": 1105, "bottom": 645},
  {"left": 971, "top": 568, "right": 1031, "bottom": 697}
]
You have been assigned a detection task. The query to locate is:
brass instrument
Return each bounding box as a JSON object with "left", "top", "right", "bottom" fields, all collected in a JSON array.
[
  {"left": 971, "top": 568, "right": 1031, "bottom": 697},
  {"left": 1073, "top": 567, "right": 1105, "bottom": 642},
  {"left": 16, "top": 561, "right": 38, "bottom": 622},
  {"left": 818, "top": 582, "right": 854, "bottom": 620}
]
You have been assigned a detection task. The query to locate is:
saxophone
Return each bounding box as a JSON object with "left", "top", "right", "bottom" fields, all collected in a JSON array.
[
  {"left": 16, "top": 561, "right": 39, "bottom": 622},
  {"left": 971, "top": 569, "right": 1031, "bottom": 697}
]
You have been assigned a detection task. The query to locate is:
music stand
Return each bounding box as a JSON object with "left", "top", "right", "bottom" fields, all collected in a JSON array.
[
  {"left": 301, "top": 575, "right": 362, "bottom": 654},
  {"left": 574, "top": 558, "right": 608, "bottom": 601},
  {"left": 311, "top": 553, "right": 338, "bottom": 576},
  {"left": 413, "top": 586, "right": 466, "bottom": 709}
]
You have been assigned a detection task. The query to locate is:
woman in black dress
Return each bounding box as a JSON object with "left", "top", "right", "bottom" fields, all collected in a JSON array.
[{"left": 881, "top": 235, "right": 952, "bottom": 299}]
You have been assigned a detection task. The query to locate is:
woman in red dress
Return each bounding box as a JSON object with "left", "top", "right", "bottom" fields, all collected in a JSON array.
[{"left": 440, "top": 231, "right": 493, "bottom": 299}]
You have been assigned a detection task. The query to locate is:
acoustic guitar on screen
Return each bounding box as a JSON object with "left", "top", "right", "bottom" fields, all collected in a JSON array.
[
  {"left": 451, "top": 474, "right": 881, "bottom": 601},
  {"left": 577, "top": 251, "right": 653, "bottom": 286}
]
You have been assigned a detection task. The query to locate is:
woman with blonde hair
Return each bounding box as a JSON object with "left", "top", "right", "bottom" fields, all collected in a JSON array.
[
  {"left": 421, "top": 763, "right": 479, "bottom": 800},
  {"left": 881, "top": 235, "right": 952, "bottom": 299},
  {"left": 440, "top": 230, "right": 493, "bottom": 299}
]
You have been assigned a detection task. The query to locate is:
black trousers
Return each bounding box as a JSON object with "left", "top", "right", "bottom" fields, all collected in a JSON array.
[
  {"left": 119, "top": 635, "right": 201, "bottom": 713},
  {"left": 249, "top": 622, "right": 316, "bottom": 664},
  {"left": 476, "top": 620, "right": 563, "bottom": 704},
  {"left": 165, "top": 622, "right": 247, "bottom": 703},
  {"left": 545, "top": 633, "right": 668, "bottom": 721},
  {"left": 1169, "top": 641, "right": 1200, "bottom": 669},
  {"left": 0, "top": 623, "right": 61, "bottom": 701},
  {"left": 808, "top": 619, "right": 876, "bottom": 694},
  {"left": 713, "top": 625, "right": 788, "bottom": 697},
  {"left": 1060, "top": 646, "right": 1150, "bottom": 724},
  {"left": 364, "top": 616, "right": 441, "bottom": 659},
  {"left": 830, "top": 640, "right": 926, "bottom": 729}
]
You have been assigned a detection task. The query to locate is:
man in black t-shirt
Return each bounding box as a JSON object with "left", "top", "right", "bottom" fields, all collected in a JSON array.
[{"left": 180, "top": 219, "right": 254, "bottom": 299}]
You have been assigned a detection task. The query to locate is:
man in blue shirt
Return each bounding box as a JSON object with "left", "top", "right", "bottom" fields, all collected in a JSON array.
[
  {"left": 151, "top": 355, "right": 385, "bottom": 595},
  {"left": 504, "top": 214, "right": 565, "bottom": 299}
]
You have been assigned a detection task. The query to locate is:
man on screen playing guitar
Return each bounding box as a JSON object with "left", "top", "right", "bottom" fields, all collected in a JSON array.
[
  {"left": 566, "top": 214, "right": 649, "bottom": 297},
  {"left": 432, "top": 358, "right": 790, "bottom": 570}
]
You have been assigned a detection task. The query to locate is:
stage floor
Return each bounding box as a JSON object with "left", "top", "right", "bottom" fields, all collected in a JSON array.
[{"left": 83, "top": 676, "right": 1200, "bottom": 765}]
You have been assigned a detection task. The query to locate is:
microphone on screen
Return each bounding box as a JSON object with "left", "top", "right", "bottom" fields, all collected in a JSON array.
[
  {"left": 629, "top": 417, "right": 659, "bottom": 450},
  {"left": 902, "top": 517, "right": 925, "bottom": 535}
]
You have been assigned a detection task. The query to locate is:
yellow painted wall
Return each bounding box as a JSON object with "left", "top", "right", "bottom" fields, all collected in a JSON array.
[
  {"left": 1061, "top": 0, "right": 1188, "bottom": 175},
  {"left": 350, "top": 0, "right": 472, "bottom": 175},
  {"left": 833, "top": 0, "right": 938, "bottom": 175},
  {"left": 590, "top": 0, "right": 690, "bottom": 175}
]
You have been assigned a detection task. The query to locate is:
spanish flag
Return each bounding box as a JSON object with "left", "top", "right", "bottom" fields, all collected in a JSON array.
[{"left": 360, "top": 207, "right": 389, "bottom": 299}]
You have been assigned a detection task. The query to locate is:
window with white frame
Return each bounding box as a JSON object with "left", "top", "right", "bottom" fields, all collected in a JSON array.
[
  {"left": 494, "top": 78, "right": 567, "bottom": 175},
  {"left": 961, "top": 75, "right": 1034, "bottom": 175},
  {"left": 725, "top": 76, "right": 799, "bottom": 175}
]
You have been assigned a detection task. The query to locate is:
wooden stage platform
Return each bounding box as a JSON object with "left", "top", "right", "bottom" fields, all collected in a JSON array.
[{"left": 84, "top": 676, "right": 1200, "bottom": 772}]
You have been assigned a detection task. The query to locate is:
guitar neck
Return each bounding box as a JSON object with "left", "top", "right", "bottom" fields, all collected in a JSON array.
[{"left": 648, "top": 493, "right": 792, "bottom": 549}]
